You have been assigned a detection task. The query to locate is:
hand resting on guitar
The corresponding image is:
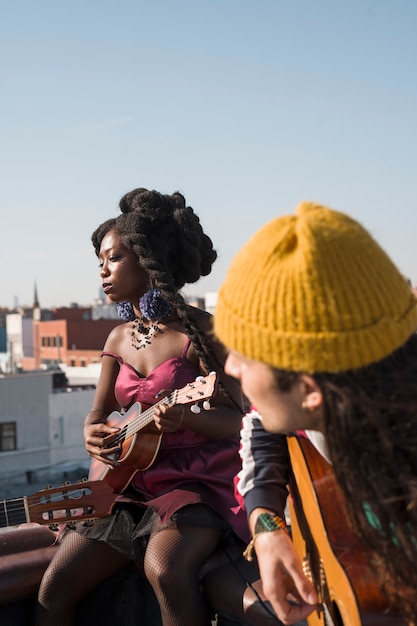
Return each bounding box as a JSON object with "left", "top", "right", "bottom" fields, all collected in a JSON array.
[
  {"left": 35, "top": 188, "right": 249, "bottom": 626},
  {"left": 83, "top": 392, "right": 186, "bottom": 469},
  {"left": 84, "top": 415, "right": 122, "bottom": 467},
  {"left": 248, "top": 511, "right": 318, "bottom": 624},
  {"left": 215, "top": 201, "right": 417, "bottom": 624},
  {"left": 236, "top": 409, "right": 318, "bottom": 625},
  {"left": 151, "top": 389, "right": 189, "bottom": 433}
]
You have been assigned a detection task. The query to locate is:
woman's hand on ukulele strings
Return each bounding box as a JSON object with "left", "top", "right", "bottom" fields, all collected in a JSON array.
[
  {"left": 84, "top": 422, "right": 121, "bottom": 466},
  {"left": 153, "top": 390, "right": 185, "bottom": 432}
]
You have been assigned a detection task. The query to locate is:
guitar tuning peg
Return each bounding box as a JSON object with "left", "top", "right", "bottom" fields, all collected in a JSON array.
[
  {"left": 190, "top": 404, "right": 201, "bottom": 414},
  {"left": 49, "top": 523, "right": 59, "bottom": 531},
  {"left": 203, "top": 401, "right": 211, "bottom": 411}
]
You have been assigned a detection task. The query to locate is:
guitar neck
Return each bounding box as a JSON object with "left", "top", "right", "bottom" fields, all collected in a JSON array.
[
  {"left": 0, "top": 497, "right": 29, "bottom": 528},
  {"left": 103, "top": 374, "right": 217, "bottom": 453},
  {"left": 1, "top": 481, "right": 116, "bottom": 528},
  {"left": 106, "top": 396, "right": 175, "bottom": 451},
  {"left": 124, "top": 391, "right": 177, "bottom": 439}
]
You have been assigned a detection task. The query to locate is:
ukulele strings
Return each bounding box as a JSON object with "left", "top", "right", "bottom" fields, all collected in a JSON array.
[
  {"left": 109, "top": 377, "right": 209, "bottom": 447},
  {"left": 110, "top": 390, "right": 178, "bottom": 447}
]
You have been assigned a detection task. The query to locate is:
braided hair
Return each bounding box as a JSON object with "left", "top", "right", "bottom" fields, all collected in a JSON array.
[{"left": 92, "top": 188, "right": 233, "bottom": 403}]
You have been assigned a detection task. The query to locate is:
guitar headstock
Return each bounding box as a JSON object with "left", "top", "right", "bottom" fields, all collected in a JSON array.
[
  {"left": 175, "top": 371, "right": 217, "bottom": 407},
  {"left": 26, "top": 480, "right": 115, "bottom": 526}
]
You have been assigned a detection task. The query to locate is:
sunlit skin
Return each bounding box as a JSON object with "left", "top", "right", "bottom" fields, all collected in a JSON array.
[
  {"left": 84, "top": 229, "right": 243, "bottom": 468},
  {"left": 224, "top": 349, "right": 324, "bottom": 624},
  {"left": 99, "top": 229, "right": 149, "bottom": 306},
  {"left": 85, "top": 228, "right": 187, "bottom": 465},
  {"left": 224, "top": 350, "right": 325, "bottom": 434}
]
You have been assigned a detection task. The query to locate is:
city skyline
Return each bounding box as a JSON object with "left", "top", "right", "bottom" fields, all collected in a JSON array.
[{"left": 2, "top": 1, "right": 417, "bottom": 309}]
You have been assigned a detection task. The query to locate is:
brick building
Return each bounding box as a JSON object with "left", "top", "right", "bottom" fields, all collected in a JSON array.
[{"left": 20, "top": 307, "right": 122, "bottom": 371}]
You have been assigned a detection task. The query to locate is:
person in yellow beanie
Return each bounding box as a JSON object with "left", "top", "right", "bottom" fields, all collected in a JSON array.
[{"left": 214, "top": 201, "right": 417, "bottom": 624}]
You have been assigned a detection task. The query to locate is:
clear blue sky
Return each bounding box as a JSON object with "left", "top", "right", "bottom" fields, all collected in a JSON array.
[{"left": 1, "top": 0, "right": 416, "bottom": 309}]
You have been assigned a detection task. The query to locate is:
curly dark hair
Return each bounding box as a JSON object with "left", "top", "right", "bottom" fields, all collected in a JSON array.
[
  {"left": 92, "top": 188, "right": 235, "bottom": 404},
  {"left": 315, "top": 333, "right": 417, "bottom": 621},
  {"left": 276, "top": 333, "right": 417, "bottom": 621}
]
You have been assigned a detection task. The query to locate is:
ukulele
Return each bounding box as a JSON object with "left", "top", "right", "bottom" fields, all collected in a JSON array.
[
  {"left": 287, "top": 434, "right": 404, "bottom": 626},
  {"left": 88, "top": 372, "right": 217, "bottom": 493},
  {"left": 0, "top": 480, "right": 115, "bottom": 529}
]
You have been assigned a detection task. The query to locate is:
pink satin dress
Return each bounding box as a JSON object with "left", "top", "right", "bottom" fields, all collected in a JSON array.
[{"left": 93, "top": 338, "right": 249, "bottom": 546}]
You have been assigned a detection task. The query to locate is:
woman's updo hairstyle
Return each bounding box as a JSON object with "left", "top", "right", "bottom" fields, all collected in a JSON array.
[
  {"left": 92, "top": 189, "right": 232, "bottom": 403},
  {"left": 115, "top": 188, "right": 217, "bottom": 290}
]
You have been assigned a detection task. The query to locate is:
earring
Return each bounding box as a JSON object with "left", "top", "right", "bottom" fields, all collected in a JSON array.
[
  {"left": 301, "top": 400, "right": 316, "bottom": 413},
  {"left": 139, "top": 288, "right": 172, "bottom": 321},
  {"left": 116, "top": 301, "right": 136, "bottom": 322}
]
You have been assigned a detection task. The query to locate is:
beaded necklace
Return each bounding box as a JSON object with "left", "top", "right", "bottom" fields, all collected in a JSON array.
[{"left": 131, "top": 316, "right": 164, "bottom": 350}]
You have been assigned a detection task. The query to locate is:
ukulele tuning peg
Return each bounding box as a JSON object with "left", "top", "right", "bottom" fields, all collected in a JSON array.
[
  {"left": 49, "top": 523, "right": 59, "bottom": 531},
  {"left": 203, "top": 401, "right": 211, "bottom": 411},
  {"left": 195, "top": 376, "right": 205, "bottom": 382},
  {"left": 191, "top": 403, "right": 201, "bottom": 414}
]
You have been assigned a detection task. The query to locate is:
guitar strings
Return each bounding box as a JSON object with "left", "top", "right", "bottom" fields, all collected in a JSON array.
[
  {"left": 0, "top": 489, "right": 95, "bottom": 525},
  {"left": 0, "top": 489, "right": 92, "bottom": 511}
]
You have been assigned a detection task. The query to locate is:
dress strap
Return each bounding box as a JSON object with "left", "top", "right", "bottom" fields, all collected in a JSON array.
[
  {"left": 101, "top": 351, "right": 124, "bottom": 365},
  {"left": 181, "top": 338, "right": 192, "bottom": 359}
]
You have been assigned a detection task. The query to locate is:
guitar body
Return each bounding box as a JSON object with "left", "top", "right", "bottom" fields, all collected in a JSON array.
[
  {"left": 287, "top": 435, "right": 404, "bottom": 626},
  {"left": 88, "top": 402, "right": 163, "bottom": 493},
  {"left": 87, "top": 373, "right": 217, "bottom": 494}
]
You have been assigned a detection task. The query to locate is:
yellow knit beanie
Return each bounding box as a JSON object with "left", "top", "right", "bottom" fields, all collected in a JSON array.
[{"left": 214, "top": 201, "right": 417, "bottom": 373}]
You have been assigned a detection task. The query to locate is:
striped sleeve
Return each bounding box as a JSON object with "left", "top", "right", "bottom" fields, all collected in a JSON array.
[{"left": 236, "top": 408, "right": 290, "bottom": 518}]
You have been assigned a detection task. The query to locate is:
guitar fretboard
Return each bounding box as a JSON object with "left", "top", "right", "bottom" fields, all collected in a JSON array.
[{"left": 0, "top": 497, "right": 28, "bottom": 528}]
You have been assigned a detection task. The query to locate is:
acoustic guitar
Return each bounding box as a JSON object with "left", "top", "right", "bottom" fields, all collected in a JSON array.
[
  {"left": 287, "top": 434, "right": 404, "bottom": 626},
  {"left": 0, "top": 480, "right": 115, "bottom": 529},
  {"left": 88, "top": 372, "right": 217, "bottom": 493}
]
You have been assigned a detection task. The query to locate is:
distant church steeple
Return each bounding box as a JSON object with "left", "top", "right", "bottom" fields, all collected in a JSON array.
[
  {"left": 33, "top": 282, "right": 40, "bottom": 308},
  {"left": 33, "top": 282, "right": 41, "bottom": 321}
]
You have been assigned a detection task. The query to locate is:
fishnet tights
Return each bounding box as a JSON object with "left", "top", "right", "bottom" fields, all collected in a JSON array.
[
  {"left": 34, "top": 522, "right": 221, "bottom": 626},
  {"left": 144, "top": 521, "right": 221, "bottom": 626},
  {"left": 34, "top": 531, "right": 131, "bottom": 626}
]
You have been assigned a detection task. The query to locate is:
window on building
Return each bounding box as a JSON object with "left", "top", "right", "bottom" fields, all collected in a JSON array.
[{"left": 0, "top": 422, "right": 17, "bottom": 452}]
